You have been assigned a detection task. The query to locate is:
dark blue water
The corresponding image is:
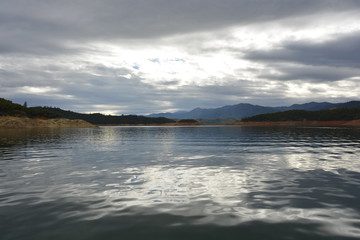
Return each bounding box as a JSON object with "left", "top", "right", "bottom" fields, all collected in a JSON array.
[{"left": 1, "top": 126, "right": 360, "bottom": 239}]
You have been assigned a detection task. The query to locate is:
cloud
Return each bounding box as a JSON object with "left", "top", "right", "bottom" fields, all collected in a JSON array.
[
  {"left": 1, "top": 0, "right": 360, "bottom": 114},
  {"left": 246, "top": 31, "right": 360, "bottom": 68},
  {"left": 1, "top": 1, "right": 359, "bottom": 43},
  {"left": 258, "top": 64, "right": 360, "bottom": 82},
  {"left": 243, "top": 31, "right": 360, "bottom": 85}
]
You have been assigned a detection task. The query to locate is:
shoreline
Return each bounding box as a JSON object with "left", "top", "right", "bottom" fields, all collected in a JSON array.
[
  {"left": 229, "top": 120, "right": 360, "bottom": 127},
  {"left": 97, "top": 122, "right": 203, "bottom": 127},
  {"left": 1, "top": 116, "right": 359, "bottom": 128},
  {"left": 99, "top": 120, "right": 360, "bottom": 127},
  {"left": 0, "top": 116, "right": 95, "bottom": 128}
]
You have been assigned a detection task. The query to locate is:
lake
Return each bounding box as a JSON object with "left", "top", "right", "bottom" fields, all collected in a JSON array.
[{"left": 1, "top": 126, "right": 360, "bottom": 240}]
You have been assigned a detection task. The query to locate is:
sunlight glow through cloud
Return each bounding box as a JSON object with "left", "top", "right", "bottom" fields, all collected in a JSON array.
[{"left": 19, "top": 86, "right": 58, "bottom": 94}]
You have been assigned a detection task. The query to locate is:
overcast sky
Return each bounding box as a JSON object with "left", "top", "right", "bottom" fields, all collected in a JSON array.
[{"left": 1, "top": 0, "right": 360, "bottom": 115}]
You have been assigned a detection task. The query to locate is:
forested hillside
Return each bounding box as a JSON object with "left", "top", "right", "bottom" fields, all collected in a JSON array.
[
  {"left": 242, "top": 108, "right": 360, "bottom": 122},
  {"left": 0, "top": 98, "right": 62, "bottom": 118},
  {"left": 0, "top": 98, "right": 176, "bottom": 125},
  {"left": 32, "top": 107, "right": 176, "bottom": 125}
]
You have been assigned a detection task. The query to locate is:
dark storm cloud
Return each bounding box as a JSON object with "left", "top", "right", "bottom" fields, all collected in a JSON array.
[
  {"left": 1, "top": 0, "right": 359, "bottom": 44},
  {"left": 0, "top": 10, "right": 80, "bottom": 55},
  {"left": 246, "top": 31, "right": 360, "bottom": 69}
]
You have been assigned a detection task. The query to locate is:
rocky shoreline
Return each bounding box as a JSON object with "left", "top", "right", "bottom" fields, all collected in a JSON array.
[{"left": 0, "top": 116, "right": 95, "bottom": 128}]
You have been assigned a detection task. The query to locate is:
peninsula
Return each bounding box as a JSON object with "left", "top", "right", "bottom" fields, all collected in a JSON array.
[{"left": 231, "top": 108, "right": 360, "bottom": 127}]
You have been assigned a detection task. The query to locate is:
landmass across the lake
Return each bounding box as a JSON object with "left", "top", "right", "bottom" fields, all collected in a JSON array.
[
  {"left": 231, "top": 108, "right": 360, "bottom": 127},
  {"left": 229, "top": 120, "right": 360, "bottom": 127},
  {"left": 148, "top": 101, "right": 360, "bottom": 120},
  {"left": 0, "top": 97, "right": 175, "bottom": 128},
  {"left": 1, "top": 97, "right": 360, "bottom": 128}
]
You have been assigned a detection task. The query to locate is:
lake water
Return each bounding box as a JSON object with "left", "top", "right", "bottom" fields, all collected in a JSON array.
[{"left": 1, "top": 126, "right": 360, "bottom": 240}]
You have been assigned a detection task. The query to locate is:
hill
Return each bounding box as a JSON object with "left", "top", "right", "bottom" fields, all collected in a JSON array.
[
  {"left": 0, "top": 98, "right": 95, "bottom": 128},
  {"left": 148, "top": 101, "right": 360, "bottom": 120},
  {"left": 149, "top": 103, "right": 278, "bottom": 120},
  {"left": 241, "top": 108, "right": 360, "bottom": 122},
  {"left": 0, "top": 98, "right": 62, "bottom": 118},
  {"left": 0, "top": 98, "right": 176, "bottom": 125},
  {"left": 32, "top": 107, "right": 176, "bottom": 125}
]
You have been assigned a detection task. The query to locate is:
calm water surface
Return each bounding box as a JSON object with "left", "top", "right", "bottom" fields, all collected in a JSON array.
[{"left": 1, "top": 126, "right": 360, "bottom": 239}]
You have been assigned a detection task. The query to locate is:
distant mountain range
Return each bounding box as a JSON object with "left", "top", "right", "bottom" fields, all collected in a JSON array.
[{"left": 148, "top": 101, "right": 360, "bottom": 120}]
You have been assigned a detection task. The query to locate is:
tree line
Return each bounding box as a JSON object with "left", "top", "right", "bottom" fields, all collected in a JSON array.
[
  {"left": 242, "top": 108, "right": 360, "bottom": 122},
  {"left": 39, "top": 107, "right": 176, "bottom": 124},
  {"left": 0, "top": 98, "right": 175, "bottom": 124},
  {"left": 0, "top": 98, "right": 61, "bottom": 118}
]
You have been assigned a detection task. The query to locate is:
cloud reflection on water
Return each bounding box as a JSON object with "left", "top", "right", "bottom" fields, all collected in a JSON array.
[
  {"left": 28, "top": 163, "right": 360, "bottom": 238},
  {"left": 1, "top": 126, "right": 360, "bottom": 239}
]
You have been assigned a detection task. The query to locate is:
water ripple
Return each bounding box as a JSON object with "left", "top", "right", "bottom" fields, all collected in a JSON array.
[{"left": 1, "top": 126, "right": 360, "bottom": 239}]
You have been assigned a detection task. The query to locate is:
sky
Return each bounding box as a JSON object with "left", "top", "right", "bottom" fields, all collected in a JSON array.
[{"left": 1, "top": 0, "right": 360, "bottom": 115}]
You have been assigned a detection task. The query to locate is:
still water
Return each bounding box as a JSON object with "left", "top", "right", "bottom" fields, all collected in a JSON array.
[{"left": 1, "top": 126, "right": 360, "bottom": 240}]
